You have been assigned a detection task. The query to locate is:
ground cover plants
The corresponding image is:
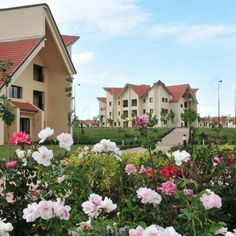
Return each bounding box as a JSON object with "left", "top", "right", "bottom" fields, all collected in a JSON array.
[{"left": 0, "top": 115, "right": 235, "bottom": 235}]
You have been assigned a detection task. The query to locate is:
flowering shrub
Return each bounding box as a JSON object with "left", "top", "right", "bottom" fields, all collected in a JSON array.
[{"left": 0, "top": 119, "right": 236, "bottom": 235}]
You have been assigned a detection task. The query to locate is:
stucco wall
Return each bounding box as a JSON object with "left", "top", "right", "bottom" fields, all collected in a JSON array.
[{"left": 0, "top": 6, "right": 45, "bottom": 40}]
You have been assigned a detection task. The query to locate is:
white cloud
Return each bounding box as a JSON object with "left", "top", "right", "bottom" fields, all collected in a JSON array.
[
  {"left": 0, "top": 0, "right": 148, "bottom": 36},
  {"left": 72, "top": 52, "right": 95, "bottom": 65},
  {"left": 150, "top": 23, "right": 236, "bottom": 48}
]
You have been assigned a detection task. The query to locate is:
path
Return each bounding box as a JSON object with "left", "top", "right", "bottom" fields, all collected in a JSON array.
[
  {"left": 156, "top": 128, "right": 189, "bottom": 152},
  {"left": 125, "top": 128, "right": 189, "bottom": 153}
]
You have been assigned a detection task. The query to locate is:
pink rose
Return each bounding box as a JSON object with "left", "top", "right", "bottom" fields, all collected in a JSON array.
[
  {"left": 135, "top": 115, "right": 149, "bottom": 127},
  {"left": 200, "top": 191, "right": 222, "bottom": 209},
  {"left": 161, "top": 181, "right": 177, "bottom": 196},
  {"left": 9, "top": 131, "right": 30, "bottom": 145},
  {"left": 213, "top": 156, "right": 221, "bottom": 166},
  {"left": 125, "top": 164, "right": 137, "bottom": 175},
  {"left": 184, "top": 189, "right": 193, "bottom": 196},
  {"left": 129, "top": 226, "right": 143, "bottom": 236},
  {"left": 5, "top": 161, "right": 17, "bottom": 169},
  {"left": 139, "top": 165, "right": 147, "bottom": 173}
]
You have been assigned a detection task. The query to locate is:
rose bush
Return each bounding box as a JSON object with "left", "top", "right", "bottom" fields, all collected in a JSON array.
[{"left": 0, "top": 116, "right": 235, "bottom": 235}]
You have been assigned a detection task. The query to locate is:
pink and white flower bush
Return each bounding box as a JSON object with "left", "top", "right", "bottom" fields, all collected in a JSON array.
[
  {"left": 82, "top": 193, "right": 117, "bottom": 218},
  {"left": 0, "top": 218, "right": 14, "bottom": 236},
  {"left": 57, "top": 133, "right": 74, "bottom": 151},
  {"left": 125, "top": 164, "right": 137, "bottom": 175},
  {"left": 136, "top": 187, "right": 162, "bottom": 206},
  {"left": 172, "top": 150, "right": 190, "bottom": 166},
  {"left": 23, "top": 199, "right": 71, "bottom": 222},
  {"left": 38, "top": 127, "right": 54, "bottom": 143},
  {"left": 200, "top": 190, "right": 222, "bottom": 210},
  {"left": 32, "top": 146, "right": 53, "bottom": 166}
]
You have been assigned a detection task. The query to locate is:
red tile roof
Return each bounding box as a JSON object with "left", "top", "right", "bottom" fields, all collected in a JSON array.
[
  {"left": 0, "top": 37, "right": 44, "bottom": 87},
  {"left": 104, "top": 87, "right": 122, "bottom": 96},
  {"left": 61, "top": 35, "right": 79, "bottom": 47},
  {"left": 166, "top": 84, "right": 189, "bottom": 102},
  {"left": 128, "top": 84, "right": 150, "bottom": 97},
  {"left": 10, "top": 100, "right": 38, "bottom": 113},
  {"left": 97, "top": 97, "right": 106, "bottom": 103}
]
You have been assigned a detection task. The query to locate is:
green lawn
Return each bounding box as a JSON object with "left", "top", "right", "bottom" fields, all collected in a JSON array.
[
  {"left": 73, "top": 127, "right": 172, "bottom": 147},
  {"left": 194, "top": 127, "right": 236, "bottom": 145},
  {"left": 0, "top": 144, "right": 82, "bottom": 160}
]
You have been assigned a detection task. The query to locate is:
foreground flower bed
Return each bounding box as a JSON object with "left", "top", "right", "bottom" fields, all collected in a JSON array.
[{"left": 0, "top": 116, "right": 236, "bottom": 235}]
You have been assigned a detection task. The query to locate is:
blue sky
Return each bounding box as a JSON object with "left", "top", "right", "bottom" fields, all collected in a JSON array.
[{"left": 1, "top": 0, "right": 236, "bottom": 119}]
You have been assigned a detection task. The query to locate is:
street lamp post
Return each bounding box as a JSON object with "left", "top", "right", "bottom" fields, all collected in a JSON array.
[
  {"left": 73, "top": 83, "right": 80, "bottom": 121},
  {"left": 218, "top": 79, "right": 223, "bottom": 127},
  {"left": 234, "top": 88, "right": 236, "bottom": 129}
]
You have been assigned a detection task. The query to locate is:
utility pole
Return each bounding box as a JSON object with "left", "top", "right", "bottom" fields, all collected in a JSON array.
[
  {"left": 73, "top": 83, "right": 80, "bottom": 121},
  {"left": 218, "top": 79, "right": 223, "bottom": 127}
]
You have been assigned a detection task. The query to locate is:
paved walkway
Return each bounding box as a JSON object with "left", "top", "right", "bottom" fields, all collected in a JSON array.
[
  {"left": 156, "top": 128, "right": 189, "bottom": 152},
  {"left": 124, "top": 128, "right": 189, "bottom": 153}
]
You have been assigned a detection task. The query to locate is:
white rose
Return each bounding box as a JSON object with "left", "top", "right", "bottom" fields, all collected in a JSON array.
[
  {"left": 172, "top": 150, "right": 190, "bottom": 166},
  {"left": 38, "top": 127, "right": 54, "bottom": 143},
  {"left": 32, "top": 146, "right": 53, "bottom": 166},
  {"left": 57, "top": 133, "right": 74, "bottom": 151},
  {"left": 101, "top": 197, "right": 117, "bottom": 213}
]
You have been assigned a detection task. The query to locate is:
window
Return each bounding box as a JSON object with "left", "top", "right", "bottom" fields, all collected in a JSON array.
[
  {"left": 33, "top": 64, "right": 44, "bottom": 82},
  {"left": 109, "top": 112, "right": 112, "bottom": 116},
  {"left": 162, "top": 97, "right": 165, "bottom": 102},
  {"left": 143, "top": 109, "right": 146, "bottom": 114},
  {"left": 122, "top": 111, "right": 128, "bottom": 118},
  {"left": 180, "top": 104, "right": 183, "bottom": 108},
  {"left": 143, "top": 98, "right": 146, "bottom": 103},
  {"left": 184, "top": 102, "right": 188, "bottom": 108},
  {"left": 150, "top": 109, "right": 153, "bottom": 113},
  {"left": 20, "top": 118, "right": 30, "bottom": 134},
  {"left": 118, "top": 111, "right": 120, "bottom": 116},
  {"left": 149, "top": 97, "right": 153, "bottom": 103},
  {"left": 131, "top": 99, "right": 137, "bottom": 106},
  {"left": 123, "top": 100, "right": 128, "bottom": 107},
  {"left": 33, "top": 90, "right": 44, "bottom": 110},
  {"left": 131, "top": 110, "right": 137, "bottom": 117},
  {"left": 165, "top": 98, "right": 168, "bottom": 102},
  {"left": 10, "top": 85, "right": 22, "bottom": 98},
  {"left": 109, "top": 102, "right": 112, "bottom": 106},
  {"left": 118, "top": 101, "right": 120, "bottom": 105}
]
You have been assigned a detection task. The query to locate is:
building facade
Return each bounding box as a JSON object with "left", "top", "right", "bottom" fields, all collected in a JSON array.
[
  {"left": 98, "top": 81, "right": 198, "bottom": 128},
  {"left": 0, "top": 4, "right": 78, "bottom": 144}
]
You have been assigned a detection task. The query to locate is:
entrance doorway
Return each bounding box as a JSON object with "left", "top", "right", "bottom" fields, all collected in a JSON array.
[{"left": 20, "top": 118, "right": 30, "bottom": 134}]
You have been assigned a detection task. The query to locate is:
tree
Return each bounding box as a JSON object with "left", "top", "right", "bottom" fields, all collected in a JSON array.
[
  {"left": 168, "top": 109, "right": 175, "bottom": 127},
  {"left": 160, "top": 109, "right": 168, "bottom": 127},
  {"left": 147, "top": 112, "right": 158, "bottom": 127},
  {"left": 0, "top": 59, "right": 15, "bottom": 139},
  {"left": 181, "top": 108, "right": 198, "bottom": 142}
]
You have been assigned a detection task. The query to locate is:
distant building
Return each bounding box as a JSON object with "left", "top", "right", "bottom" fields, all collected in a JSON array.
[
  {"left": 97, "top": 80, "right": 198, "bottom": 128},
  {"left": 80, "top": 120, "right": 99, "bottom": 128},
  {"left": 198, "top": 116, "right": 236, "bottom": 128},
  {"left": 0, "top": 4, "right": 79, "bottom": 144}
]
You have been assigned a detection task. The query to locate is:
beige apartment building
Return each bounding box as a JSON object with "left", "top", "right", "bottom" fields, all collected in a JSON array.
[
  {"left": 0, "top": 4, "right": 78, "bottom": 144},
  {"left": 98, "top": 81, "right": 198, "bottom": 128}
]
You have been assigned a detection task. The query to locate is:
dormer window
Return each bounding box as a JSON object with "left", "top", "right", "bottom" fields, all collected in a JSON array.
[{"left": 33, "top": 64, "right": 44, "bottom": 82}]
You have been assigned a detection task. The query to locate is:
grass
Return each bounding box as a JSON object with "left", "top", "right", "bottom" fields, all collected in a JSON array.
[
  {"left": 73, "top": 127, "right": 173, "bottom": 147},
  {"left": 0, "top": 144, "right": 82, "bottom": 160},
  {"left": 194, "top": 127, "right": 236, "bottom": 145}
]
